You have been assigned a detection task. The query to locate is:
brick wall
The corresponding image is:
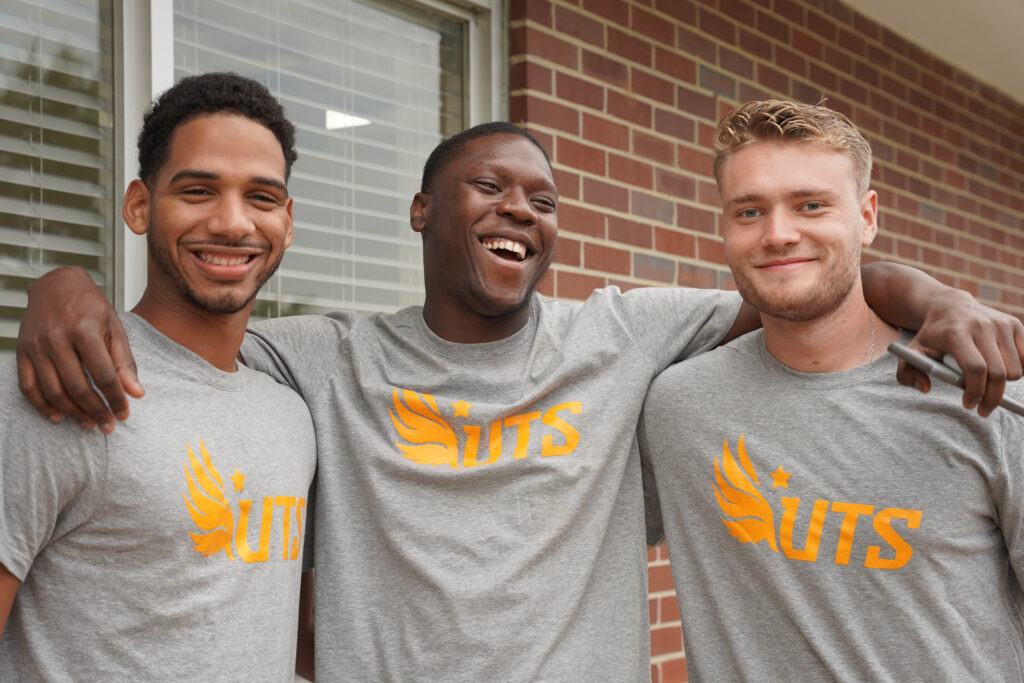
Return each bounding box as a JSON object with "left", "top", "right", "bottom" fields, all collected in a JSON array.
[{"left": 507, "top": 0, "right": 1024, "bottom": 679}]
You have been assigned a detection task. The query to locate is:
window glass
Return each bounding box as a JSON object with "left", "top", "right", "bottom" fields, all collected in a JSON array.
[{"left": 0, "top": 0, "right": 115, "bottom": 353}]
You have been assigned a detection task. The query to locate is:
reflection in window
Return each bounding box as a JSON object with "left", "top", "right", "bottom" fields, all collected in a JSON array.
[
  {"left": 174, "top": 0, "right": 466, "bottom": 318},
  {"left": 0, "top": 0, "right": 115, "bottom": 353}
]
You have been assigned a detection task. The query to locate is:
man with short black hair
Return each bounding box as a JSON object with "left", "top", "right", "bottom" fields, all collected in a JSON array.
[{"left": 0, "top": 72, "right": 315, "bottom": 680}]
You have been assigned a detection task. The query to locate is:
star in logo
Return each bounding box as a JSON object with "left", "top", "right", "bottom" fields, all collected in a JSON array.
[
  {"left": 230, "top": 468, "right": 246, "bottom": 492},
  {"left": 452, "top": 400, "right": 472, "bottom": 418},
  {"left": 770, "top": 465, "right": 791, "bottom": 489}
]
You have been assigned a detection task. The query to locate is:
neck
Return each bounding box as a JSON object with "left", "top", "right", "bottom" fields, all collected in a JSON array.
[
  {"left": 421, "top": 298, "right": 532, "bottom": 343},
  {"left": 131, "top": 292, "right": 249, "bottom": 371},
  {"left": 761, "top": 290, "right": 901, "bottom": 373}
]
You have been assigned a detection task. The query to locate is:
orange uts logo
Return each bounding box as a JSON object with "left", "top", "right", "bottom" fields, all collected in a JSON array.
[
  {"left": 183, "top": 439, "right": 306, "bottom": 563},
  {"left": 388, "top": 388, "right": 582, "bottom": 469},
  {"left": 714, "top": 435, "right": 922, "bottom": 570}
]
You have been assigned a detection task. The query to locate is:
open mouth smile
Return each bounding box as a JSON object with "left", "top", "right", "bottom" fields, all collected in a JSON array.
[
  {"left": 481, "top": 237, "right": 528, "bottom": 261},
  {"left": 195, "top": 251, "right": 256, "bottom": 266}
]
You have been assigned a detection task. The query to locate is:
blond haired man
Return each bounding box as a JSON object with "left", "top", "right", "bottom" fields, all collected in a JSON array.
[{"left": 641, "top": 100, "right": 1024, "bottom": 680}]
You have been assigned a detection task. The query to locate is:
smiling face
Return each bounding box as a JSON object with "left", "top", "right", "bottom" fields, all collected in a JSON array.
[
  {"left": 411, "top": 133, "right": 558, "bottom": 342},
  {"left": 124, "top": 113, "right": 293, "bottom": 319},
  {"left": 719, "top": 140, "right": 877, "bottom": 323}
]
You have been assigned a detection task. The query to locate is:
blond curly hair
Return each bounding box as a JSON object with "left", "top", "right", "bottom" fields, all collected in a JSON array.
[{"left": 713, "top": 100, "right": 872, "bottom": 196}]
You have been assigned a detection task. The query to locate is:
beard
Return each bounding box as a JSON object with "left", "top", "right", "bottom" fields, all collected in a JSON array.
[
  {"left": 148, "top": 235, "right": 283, "bottom": 315},
  {"left": 730, "top": 244, "right": 861, "bottom": 323}
]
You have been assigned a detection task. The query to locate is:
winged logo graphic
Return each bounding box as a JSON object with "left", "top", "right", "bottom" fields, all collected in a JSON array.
[
  {"left": 388, "top": 388, "right": 460, "bottom": 467},
  {"left": 713, "top": 435, "right": 779, "bottom": 552},
  {"left": 183, "top": 439, "right": 235, "bottom": 559}
]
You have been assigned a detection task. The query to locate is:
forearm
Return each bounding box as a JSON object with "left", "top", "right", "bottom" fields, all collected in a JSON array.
[{"left": 861, "top": 261, "right": 971, "bottom": 330}]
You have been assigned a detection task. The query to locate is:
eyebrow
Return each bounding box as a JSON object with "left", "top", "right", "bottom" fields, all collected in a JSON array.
[
  {"left": 725, "top": 188, "right": 838, "bottom": 206},
  {"left": 477, "top": 161, "right": 558, "bottom": 195},
  {"left": 168, "top": 169, "right": 288, "bottom": 194}
]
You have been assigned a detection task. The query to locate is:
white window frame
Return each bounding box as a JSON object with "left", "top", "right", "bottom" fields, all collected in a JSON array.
[{"left": 115, "top": 0, "right": 504, "bottom": 311}]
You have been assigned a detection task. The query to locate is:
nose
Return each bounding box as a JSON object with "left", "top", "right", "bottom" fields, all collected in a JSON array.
[
  {"left": 760, "top": 210, "right": 799, "bottom": 249},
  {"left": 208, "top": 193, "right": 256, "bottom": 240},
  {"left": 497, "top": 187, "right": 537, "bottom": 225}
]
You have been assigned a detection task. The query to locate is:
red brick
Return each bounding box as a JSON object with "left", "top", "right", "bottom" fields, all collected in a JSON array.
[
  {"left": 774, "top": 45, "right": 807, "bottom": 77},
  {"left": 557, "top": 136, "right": 604, "bottom": 172},
  {"left": 553, "top": 235, "right": 582, "bottom": 266},
  {"left": 655, "top": 47, "right": 697, "bottom": 84},
  {"left": 632, "top": 5, "right": 675, "bottom": 46},
  {"left": 633, "top": 189, "right": 676, "bottom": 223},
  {"left": 677, "top": 261, "right": 720, "bottom": 288},
  {"left": 719, "top": 47, "right": 754, "bottom": 80},
  {"left": 608, "top": 26, "right": 653, "bottom": 66},
  {"left": 552, "top": 168, "right": 580, "bottom": 200},
  {"left": 509, "top": 60, "right": 551, "bottom": 93},
  {"left": 634, "top": 68, "right": 676, "bottom": 106},
  {"left": 609, "top": 215, "right": 654, "bottom": 248},
  {"left": 697, "top": 235, "right": 726, "bottom": 265},
  {"left": 719, "top": 0, "right": 754, "bottom": 24},
  {"left": 509, "top": 0, "right": 553, "bottom": 25},
  {"left": 676, "top": 25, "right": 716, "bottom": 62},
  {"left": 660, "top": 655, "right": 688, "bottom": 683},
  {"left": 557, "top": 203, "right": 606, "bottom": 238},
  {"left": 584, "top": 242, "right": 631, "bottom": 274},
  {"left": 806, "top": 8, "right": 837, "bottom": 42},
  {"left": 634, "top": 253, "right": 676, "bottom": 283},
  {"left": 698, "top": 6, "right": 736, "bottom": 44},
  {"left": 608, "top": 90, "right": 653, "bottom": 126},
  {"left": 677, "top": 145, "right": 714, "bottom": 176},
  {"left": 676, "top": 85, "right": 716, "bottom": 120},
  {"left": 677, "top": 203, "right": 717, "bottom": 233},
  {"left": 555, "top": 5, "right": 604, "bottom": 46},
  {"left": 633, "top": 129, "right": 676, "bottom": 165},
  {"left": 655, "top": 226, "right": 696, "bottom": 258},
  {"left": 661, "top": 595, "right": 681, "bottom": 622},
  {"left": 655, "top": 0, "right": 696, "bottom": 24},
  {"left": 509, "top": 25, "right": 578, "bottom": 69},
  {"left": 738, "top": 27, "right": 772, "bottom": 60},
  {"left": 555, "top": 72, "right": 604, "bottom": 111},
  {"left": 584, "top": 177, "right": 629, "bottom": 212},
  {"left": 555, "top": 270, "right": 606, "bottom": 300},
  {"left": 610, "top": 153, "right": 654, "bottom": 188},
  {"left": 582, "top": 113, "right": 629, "bottom": 150},
  {"left": 583, "top": 0, "right": 628, "bottom": 26},
  {"left": 657, "top": 168, "right": 697, "bottom": 200},
  {"left": 581, "top": 49, "right": 628, "bottom": 89},
  {"left": 651, "top": 625, "right": 684, "bottom": 656},
  {"left": 792, "top": 28, "right": 822, "bottom": 59},
  {"left": 756, "top": 9, "right": 788, "bottom": 42}
]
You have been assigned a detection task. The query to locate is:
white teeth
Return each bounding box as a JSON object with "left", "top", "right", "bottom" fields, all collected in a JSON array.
[
  {"left": 198, "top": 252, "right": 250, "bottom": 266},
  {"left": 482, "top": 237, "right": 527, "bottom": 261}
]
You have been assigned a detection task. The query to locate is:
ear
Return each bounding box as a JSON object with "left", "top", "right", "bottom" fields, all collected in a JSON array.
[
  {"left": 410, "top": 192, "right": 429, "bottom": 233},
  {"left": 860, "top": 189, "right": 878, "bottom": 247},
  {"left": 283, "top": 196, "right": 294, "bottom": 249},
  {"left": 122, "top": 179, "right": 151, "bottom": 235}
]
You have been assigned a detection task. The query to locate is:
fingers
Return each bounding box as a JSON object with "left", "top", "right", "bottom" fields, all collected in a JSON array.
[
  {"left": 109, "top": 316, "right": 145, "bottom": 403},
  {"left": 16, "top": 351, "right": 61, "bottom": 424},
  {"left": 24, "top": 329, "right": 108, "bottom": 432},
  {"left": 894, "top": 359, "right": 931, "bottom": 395}
]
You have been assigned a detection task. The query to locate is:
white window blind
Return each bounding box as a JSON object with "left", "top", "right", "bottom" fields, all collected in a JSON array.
[
  {"left": 173, "top": 0, "right": 469, "bottom": 319},
  {"left": 0, "top": 0, "right": 116, "bottom": 354}
]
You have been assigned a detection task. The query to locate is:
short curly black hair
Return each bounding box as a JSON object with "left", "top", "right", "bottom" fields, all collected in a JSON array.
[
  {"left": 137, "top": 72, "right": 298, "bottom": 186},
  {"left": 419, "top": 121, "right": 550, "bottom": 193}
]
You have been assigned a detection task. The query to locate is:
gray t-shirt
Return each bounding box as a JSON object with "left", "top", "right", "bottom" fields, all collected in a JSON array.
[
  {"left": 242, "top": 286, "right": 741, "bottom": 682},
  {"left": 0, "top": 313, "right": 316, "bottom": 681},
  {"left": 640, "top": 330, "right": 1024, "bottom": 681}
]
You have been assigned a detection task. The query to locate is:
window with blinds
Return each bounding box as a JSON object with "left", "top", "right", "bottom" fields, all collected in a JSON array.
[
  {"left": 0, "top": 0, "right": 116, "bottom": 354},
  {"left": 174, "top": 0, "right": 467, "bottom": 319}
]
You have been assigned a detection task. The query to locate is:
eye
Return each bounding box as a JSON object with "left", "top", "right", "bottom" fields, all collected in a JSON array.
[
  {"left": 250, "top": 192, "right": 280, "bottom": 205},
  {"left": 474, "top": 179, "right": 500, "bottom": 193},
  {"left": 736, "top": 207, "right": 760, "bottom": 220},
  {"left": 802, "top": 201, "right": 825, "bottom": 212},
  {"left": 532, "top": 196, "right": 557, "bottom": 213}
]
